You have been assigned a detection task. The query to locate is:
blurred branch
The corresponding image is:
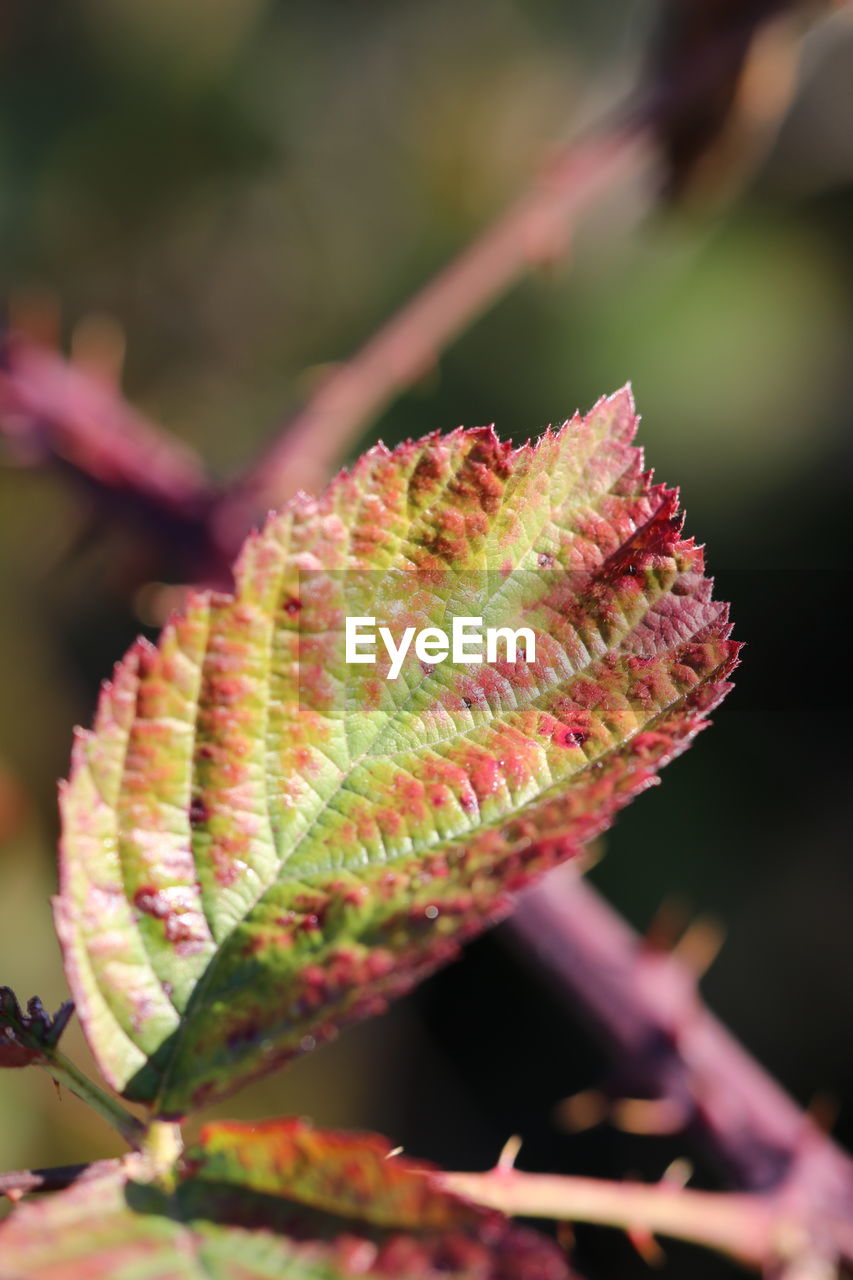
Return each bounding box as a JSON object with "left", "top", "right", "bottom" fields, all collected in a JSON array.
[
  {"left": 213, "top": 125, "right": 647, "bottom": 539},
  {"left": 510, "top": 870, "right": 853, "bottom": 1216},
  {"left": 443, "top": 1165, "right": 852, "bottom": 1274},
  {"left": 216, "top": 0, "right": 828, "bottom": 535},
  {"left": 0, "top": 338, "right": 223, "bottom": 581},
  {"left": 1, "top": 116, "right": 650, "bottom": 574},
  {"left": 0, "top": 3, "right": 828, "bottom": 564}
]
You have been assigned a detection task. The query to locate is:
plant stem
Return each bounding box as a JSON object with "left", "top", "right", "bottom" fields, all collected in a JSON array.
[
  {"left": 0, "top": 1159, "right": 119, "bottom": 1198},
  {"left": 0, "top": 340, "right": 222, "bottom": 582},
  {"left": 215, "top": 124, "right": 649, "bottom": 541},
  {"left": 40, "top": 1050, "right": 145, "bottom": 1150},
  {"left": 509, "top": 869, "right": 853, "bottom": 1206},
  {"left": 444, "top": 1169, "right": 784, "bottom": 1268},
  {"left": 140, "top": 1120, "right": 183, "bottom": 1188}
]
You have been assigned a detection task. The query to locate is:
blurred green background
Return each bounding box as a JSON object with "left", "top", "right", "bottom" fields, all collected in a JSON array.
[{"left": 1, "top": 3, "right": 852, "bottom": 1275}]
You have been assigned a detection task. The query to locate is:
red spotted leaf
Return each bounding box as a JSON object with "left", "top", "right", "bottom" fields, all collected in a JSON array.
[
  {"left": 186, "top": 1118, "right": 485, "bottom": 1230},
  {"left": 56, "top": 388, "right": 737, "bottom": 1115},
  {"left": 0, "top": 1127, "right": 573, "bottom": 1280}
]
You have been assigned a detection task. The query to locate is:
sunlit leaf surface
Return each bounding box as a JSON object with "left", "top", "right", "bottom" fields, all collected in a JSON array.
[{"left": 57, "top": 389, "right": 737, "bottom": 1115}]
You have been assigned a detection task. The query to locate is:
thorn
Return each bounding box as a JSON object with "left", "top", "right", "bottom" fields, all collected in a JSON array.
[
  {"left": 672, "top": 916, "right": 726, "bottom": 980},
  {"left": 3, "top": 1188, "right": 24, "bottom": 1204},
  {"left": 70, "top": 312, "right": 126, "bottom": 388},
  {"left": 805, "top": 1092, "right": 839, "bottom": 1136},
  {"left": 497, "top": 1134, "right": 523, "bottom": 1172},
  {"left": 556, "top": 1221, "right": 576, "bottom": 1252},
  {"left": 643, "top": 897, "right": 725, "bottom": 978},
  {"left": 52, "top": 1079, "right": 62, "bottom": 1102},
  {"left": 555, "top": 1089, "right": 609, "bottom": 1133},
  {"left": 627, "top": 1225, "right": 666, "bottom": 1267},
  {"left": 133, "top": 582, "right": 190, "bottom": 629},
  {"left": 661, "top": 1157, "right": 692, "bottom": 1188},
  {"left": 611, "top": 1098, "right": 688, "bottom": 1136},
  {"left": 384, "top": 1146, "right": 404, "bottom": 1159},
  {"left": 643, "top": 896, "right": 691, "bottom": 953}
]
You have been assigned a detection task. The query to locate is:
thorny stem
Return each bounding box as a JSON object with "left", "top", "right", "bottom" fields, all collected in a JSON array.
[
  {"left": 441, "top": 1168, "right": 838, "bottom": 1273},
  {"left": 2, "top": 1151, "right": 847, "bottom": 1275},
  {"left": 509, "top": 869, "right": 853, "bottom": 1197},
  {"left": 38, "top": 1049, "right": 145, "bottom": 1151},
  {"left": 509, "top": 869, "right": 853, "bottom": 1272}
]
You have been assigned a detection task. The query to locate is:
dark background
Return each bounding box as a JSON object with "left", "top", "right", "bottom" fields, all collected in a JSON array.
[{"left": 1, "top": 3, "right": 852, "bottom": 1275}]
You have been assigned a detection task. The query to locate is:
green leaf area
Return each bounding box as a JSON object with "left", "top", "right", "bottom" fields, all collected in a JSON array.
[
  {"left": 0, "top": 1121, "right": 572, "bottom": 1279},
  {"left": 56, "top": 388, "right": 737, "bottom": 1116}
]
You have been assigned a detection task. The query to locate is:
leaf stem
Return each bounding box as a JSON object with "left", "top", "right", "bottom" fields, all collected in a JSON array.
[
  {"left": 39, "top": 1050, "right": 145, "bottom": 1151},
  {"left": 140, "top": 1120, "right": 183, "bottom": 1188}
]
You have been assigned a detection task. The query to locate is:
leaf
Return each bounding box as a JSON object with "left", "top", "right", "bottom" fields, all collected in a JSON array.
[
  {"left": 56, "top": 388, "right": 738, "bottom": 1115},
  {"left": 0, "top": 1126, "right": 573, "bottom": 1280},
  {"left": 0, "top": 987, "right": 74, "bottom": 1069},
  {"left": 185, "top": 1118, "right": 484, "bottom": 1230}
]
